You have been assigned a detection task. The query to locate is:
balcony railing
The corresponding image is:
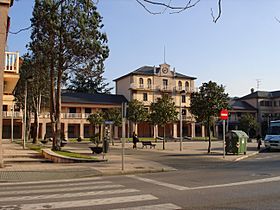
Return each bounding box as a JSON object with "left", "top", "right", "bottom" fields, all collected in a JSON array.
[
  {"left": 2, "top": 111, "right": 22, "bottom": 118},
  {"left": 174, "top": 86, "right": 198, "bottom": 93},
  {"left": 130, "top": 83, "right": 154, "bottom": 90},
  {"left": 5, "top": 52, "right": 19, "bottom": 73}
]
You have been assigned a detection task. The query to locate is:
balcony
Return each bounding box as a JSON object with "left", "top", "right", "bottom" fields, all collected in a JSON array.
[
  {"left": 130, "top": 83, "right": 154, "bottom": 90},
  {"left": 5, "top": 52, "right": 19, "bottom": 74},
  {"left": 157, "top": 85, "right": 173, "bottom": 92},
  {"left": 2, "top": 111, "right": 22, "bottom": 119},
  {"left": 3, "top": 112, "right": 98, "bottom": 120},
  {"left": 174, "top": 86, "right": 198, "bottom": 93}
]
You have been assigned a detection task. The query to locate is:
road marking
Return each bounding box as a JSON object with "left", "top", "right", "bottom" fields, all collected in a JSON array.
[
  {"left": 112, "top": 203, "right": 181, "bottom": 210},
  {"left": 128, "top": 175, "right": 280, "bottom": 192},
  {"left": 0, "top": 184, "right": 124, "bottom": 196},
  {"left": 4, "top": 195, "right": 157, "bottom": 210},
  {"left": 127, "top": 175, "right": 189, "bottom": 190},
  {"left": 0, "top": 180, "right": 112, "bottom": 190},
  {"left": 0, "top": 189, "right": 139, "bottom": 202},
  {"left": 0, "top": 176, "right": 102, "bottom": 186},
  {"left": 188, "top": 176, "right": 280, "bottom": 190}
]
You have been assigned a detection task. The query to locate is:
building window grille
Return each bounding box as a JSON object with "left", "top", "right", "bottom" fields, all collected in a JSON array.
[
  {"left": 147, "top": 79, "right": 152, "bottom": 89},
  {"left": 181, "top": 95, "right": 186, "bottom": 103},
  {"left": 185, "top": 81, "right": 190, "bottom": 92},
  {"left": 178, "top": 81, "right": 182, "bottom": 90},
  {"left": 163, "top": 79, "right": 168, "bottom": 90},
  {"left": 143, "top": 93, "right": 148, "bottom": 101},
  {"left": 139, "top": 78, "right": 144, "bottom": 88}
]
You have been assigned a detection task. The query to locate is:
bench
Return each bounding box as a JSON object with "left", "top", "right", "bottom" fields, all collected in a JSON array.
[{"left": 141, "top": 141, "right": 156, "bottom": 149}]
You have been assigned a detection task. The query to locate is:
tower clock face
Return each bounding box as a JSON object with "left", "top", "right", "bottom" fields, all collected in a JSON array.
[{"left": 162, "top": 67, "right": 168, "bottom": 74}]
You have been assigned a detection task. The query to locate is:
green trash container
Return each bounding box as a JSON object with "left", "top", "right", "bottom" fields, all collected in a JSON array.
[{"left": 225, "top": 130, "right": 248, "bottom": 155}]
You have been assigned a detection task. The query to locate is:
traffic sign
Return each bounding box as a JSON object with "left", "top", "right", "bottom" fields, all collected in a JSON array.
[{"left": 220, "top": 109, "right": 228, "bottom": 120}]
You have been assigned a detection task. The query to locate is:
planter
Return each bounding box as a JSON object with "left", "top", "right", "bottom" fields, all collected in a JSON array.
[{"left": 89, "top": 146, "right": 103, "bottom": 154}]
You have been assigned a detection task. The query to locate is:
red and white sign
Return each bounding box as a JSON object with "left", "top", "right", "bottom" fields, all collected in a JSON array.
[{"left": 220, "top": 109, "right": 228, "bottom": 120}]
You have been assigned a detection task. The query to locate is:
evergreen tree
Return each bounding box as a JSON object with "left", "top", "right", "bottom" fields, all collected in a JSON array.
[
  {"left": 29, "top": 0, "right": 109, "bottom": 150},
  {"left": 67, "top": 65, "right": 112, "bottom": 94}
]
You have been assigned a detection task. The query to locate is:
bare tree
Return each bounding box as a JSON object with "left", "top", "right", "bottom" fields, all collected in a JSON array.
[{"left": 136, "top": 0, "right": 222, "bottom": 23}]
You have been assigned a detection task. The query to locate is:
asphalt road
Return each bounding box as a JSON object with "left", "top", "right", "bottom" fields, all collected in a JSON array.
[{"left": 1, "top": 148, "right": 279, "bottom": 209}]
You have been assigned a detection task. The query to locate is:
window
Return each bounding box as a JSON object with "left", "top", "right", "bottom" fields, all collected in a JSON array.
[
  {"left": 182, "top": 109, "right": 186, "bottom": 115},
  {"left": 85, "top": 108, "right": 91, "bottom": 113},
  {"left": 178, "top": 81, "right": 182, "bottom": 90},
  {"left": 147, "top": 79, "right": 152, "bottom": 89},
  {"left": 2, "top": 105, "right": 7, "bottom": 111},
  {"left": 69, "top": 107, "right": 76, "bottom": 113},
  {"left": 274, "top": 101, "right": 277, "bottom": 107},
  {"left": 139, "top": 78, "right": 144, "bottom": 88},
  {"left": 185, "top": 81, "right": 190, "bottom": 92},
  {"left": 143, "top": 93, "right": 148, "bottom": 101},
  {"left": 163, "top": 79, "right": 168, "bottom": 89},
  {"left": 181, "top": 95, "right": 186, "bottom": 103}
]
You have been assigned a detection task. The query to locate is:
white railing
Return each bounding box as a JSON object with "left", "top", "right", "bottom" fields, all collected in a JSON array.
[
  {"left": 3, "top": 111, "right": 94, "bottom": 119},
  {"left": 2, "top": 111, "right": 22, "bottom": 118},
  {"left": 157, "top": 85, "right": 173, "bottom": 92},
  {"left": 130, "top": 83, "right": 154, "bottom": 90},
  {"left": 5, "top": 52, "right": 19, "bottom": 73}
]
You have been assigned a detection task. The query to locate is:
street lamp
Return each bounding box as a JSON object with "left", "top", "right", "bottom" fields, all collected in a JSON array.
[
  {"left": 23, "top": 76, "right": 33, "bottom": 149},
  {"left": 180, "top": 90, "right": 186, "bottom": 151},
  {"left": 11, "top": 103, "right": 14, "bottom": 143}
]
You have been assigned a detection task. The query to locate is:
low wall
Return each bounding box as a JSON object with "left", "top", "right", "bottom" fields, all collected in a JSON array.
[{"left": 42, "top": 149, "right": 106, "bottom": 163}]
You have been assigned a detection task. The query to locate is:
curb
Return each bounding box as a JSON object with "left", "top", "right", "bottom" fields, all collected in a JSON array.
[
  {"left": 234, "top": 151, "right": 259, "bottom": 162},
  {"left": 96, "top": 167, "right": 177, "bottom": 177}
]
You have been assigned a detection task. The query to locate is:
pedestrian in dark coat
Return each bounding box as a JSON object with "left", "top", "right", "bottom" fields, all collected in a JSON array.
[{"left": 132, "top": 132, "right": 138, "bottom": 149}]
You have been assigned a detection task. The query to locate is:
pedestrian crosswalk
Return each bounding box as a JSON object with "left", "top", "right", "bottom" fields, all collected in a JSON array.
[{"left": 0, "top": 177, "right": 181, "bottom": 210}]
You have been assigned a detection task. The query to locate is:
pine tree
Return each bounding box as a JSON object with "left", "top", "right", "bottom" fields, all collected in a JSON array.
[{"left": 29, "top": 0, "right": 109, "bottom": 150}]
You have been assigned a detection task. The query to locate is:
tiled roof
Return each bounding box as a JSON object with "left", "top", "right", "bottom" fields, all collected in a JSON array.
[
  {"left": 241, "top": 91, "right": 280, "bottom": 100},
  {"left": 229, "top": 100, "right": 257, "bottom": 111},
  {"left": 62, "top": 92, "right": 127, "bottom": 105},
  {"left": 114, "top": 65, "right": 196, "bottom": 81}
]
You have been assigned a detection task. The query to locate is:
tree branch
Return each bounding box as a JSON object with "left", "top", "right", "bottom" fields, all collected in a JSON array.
[
  {"left": 211, "top": 0, "right": 222, "bottom": 23},
  {"left": 137, "top": 0, "right": 222, "bottom": 22},
  {"left": 9, "top": 26, "right": 32, "bottom": 34}
]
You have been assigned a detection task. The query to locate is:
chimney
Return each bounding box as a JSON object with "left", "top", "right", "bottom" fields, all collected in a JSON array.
[
  {"left": 153, "top": 66, "right": 156, "bottom": 75},
  {"left": 173, "top": 67, "right": 176, "bottom": 78}
]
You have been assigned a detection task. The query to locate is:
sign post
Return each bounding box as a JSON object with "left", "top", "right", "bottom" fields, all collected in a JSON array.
[
  {"left": 220, "top": 109, "right": 229, "bottom": 158},
  {"left": 121, "top": 103, "right": 127, "bottom": 171}
]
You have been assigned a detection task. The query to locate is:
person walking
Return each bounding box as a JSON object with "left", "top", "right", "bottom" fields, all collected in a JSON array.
[
  {"left": 132, "top": 132, "right": 138, "bottom": 149},
  {"left": 257, "top": 133, "right": 262, "bottom": 150}
]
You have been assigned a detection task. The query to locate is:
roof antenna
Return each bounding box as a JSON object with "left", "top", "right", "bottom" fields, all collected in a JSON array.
[
  {"left": 256, "top": 79, "right": 261, "bottom": 90},
  {"left": 164, "top": 45, "right": 166, "bottom": 64}
]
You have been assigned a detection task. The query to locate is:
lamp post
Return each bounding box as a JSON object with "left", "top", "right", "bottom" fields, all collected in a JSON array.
[
  {"left": 23, "top": 77, "right": 33, "bottom": 149},
  {"left": 11, "top": 103, "right": 14, "bottom": 143},
  {"left": 180, "top": 90, "right": 186, "bottom": 151}
]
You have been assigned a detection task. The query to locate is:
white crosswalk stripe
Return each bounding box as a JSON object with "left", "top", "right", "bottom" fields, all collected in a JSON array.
[
  {"left": 111, "top": 203, "right": 182, "bottom": 210},
  {"left": 0, "top": 177, "right": 182, "bottom": 210}
]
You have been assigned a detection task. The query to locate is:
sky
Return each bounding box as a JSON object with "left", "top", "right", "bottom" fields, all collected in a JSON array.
[{"left": 7, "top": 0, "right": 280, "bottom": 97}]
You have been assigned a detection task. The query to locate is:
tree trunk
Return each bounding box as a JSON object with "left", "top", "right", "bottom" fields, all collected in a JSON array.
[
  {"left": 32, "top": 111, "right": 38, "bottom": 144},
  {"left": 27, "top": 111, "right": 32, "bottom": 143},
  {"left": 207, "top": 122, "right": 212, "bottom": 153},
  {"left": 32, "top": 94, "right": 41, "bottom": 144},
  {"left": 163, "top": 125, "right": 165, "bottom": 150}
]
